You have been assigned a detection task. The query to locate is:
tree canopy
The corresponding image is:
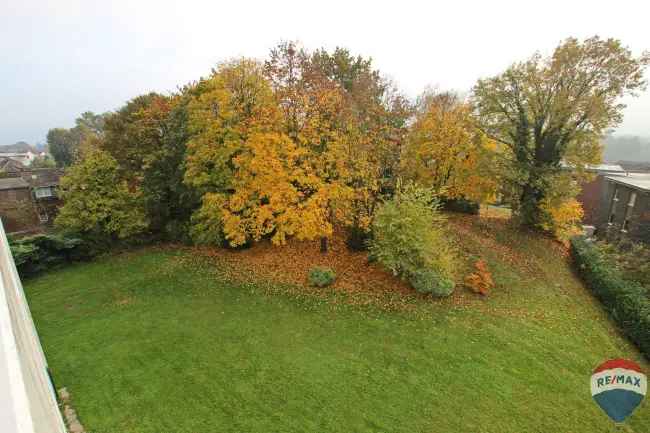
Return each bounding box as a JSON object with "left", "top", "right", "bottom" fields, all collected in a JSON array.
[
  {"left": 53, "top": 37, "right": 649, "bottom": 244},
  {"left": 46, "top": 111, "right": 108, "bottom": 167},
  {"left": 473, "top": 36, "right": 649, "bottom": 229}
]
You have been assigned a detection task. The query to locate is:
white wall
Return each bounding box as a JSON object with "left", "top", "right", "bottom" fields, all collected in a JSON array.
[{"left": 0, "top": 219, "right": 67, "bottom": 433}]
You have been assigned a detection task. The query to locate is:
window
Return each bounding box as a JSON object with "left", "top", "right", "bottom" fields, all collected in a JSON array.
[
  {"left": 622, "top": 192, "right": 637, "bottom": 232},
  {"left": 37, "top": 207, "right": 49, "bottom": 223},
  {"left": 608, "top": 186, "right": 619, "bottom": 224},
  {"left": 34, "top": 186, "right": 53, "bottom": 198},
  {"left": 628, "top": 192, "right": 637, "bottom": 208}
]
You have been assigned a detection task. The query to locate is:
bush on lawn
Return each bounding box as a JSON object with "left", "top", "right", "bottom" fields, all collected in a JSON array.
[
  {"left": 409, "top": 268, "right": 454, "bottom": 296},
  {"left": 464, "top": 259, "right": 494, "bottom": 296},
  {"left": 571, "top": 236, "right": 650, "bottom": 359},
  {"left": 9, "top": 233, "right": 93, "bottom": 277},
  {"left": 369, "top": 183, "right": 456, "bottom": 297},
  {"left": 308, "top": 267, "right": 336, "bottom": 287}
]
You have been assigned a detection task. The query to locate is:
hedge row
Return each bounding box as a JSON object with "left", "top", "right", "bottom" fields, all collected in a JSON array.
[{"left": 571, "top": 236, "right": 650, "bottom": 359}]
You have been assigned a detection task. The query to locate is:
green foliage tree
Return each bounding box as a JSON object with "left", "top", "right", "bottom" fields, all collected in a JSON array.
[
  {"left": 369, "top": 183, "right": 456, "bottom": 296},
  {"left": 55, "top": 149, "right": 148, "bottom": 239},
  {"left": 473, "top": 36, "right": 649, "bottom": 230},
  {"left": 29, "top": 154, "right": 56, "bottom": 168},
  {"left": 46, "top": 128, "right": 77, "bottom": 167},
  {"left": 46, "top": 111, "right": 108, "bottom": 167},
  {"left": 100, "top": 92, "right": 198, "bottom": 237}
]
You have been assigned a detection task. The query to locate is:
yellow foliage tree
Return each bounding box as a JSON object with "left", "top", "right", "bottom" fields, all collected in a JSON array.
[
  {"left": 185, "top": 58, "right": 351, "bottom": 247},
  {"left": 540, "top": 198, "right": 584, "bottom": 240},
  {"left": 401, "top": 91, "right": 498, "bottom": 204}
]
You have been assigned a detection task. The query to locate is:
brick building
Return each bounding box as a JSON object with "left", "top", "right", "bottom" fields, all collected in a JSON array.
[
  {"left": 0, "top": 168, "right": 63, "bottom": 234},
  {"left": 0, "top": 177, "right": 38, "bottom": 233},
  {"left": 575, "top": 164, "right": 626, "bottom": 224},
  {"left": 596, "top": 174, "right": 650, "bottom": 244}
]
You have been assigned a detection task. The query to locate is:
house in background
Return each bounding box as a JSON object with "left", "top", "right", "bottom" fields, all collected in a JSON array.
[
  {"left": 22, "top": 169, "right": 63, "bottom": 224},
  {"left": 0, "top": 177, "right": 38, "bottom": 233},
  {"left": 0, "top": 165, "right": 63, "bottom": 234},
  {"left": 0, "top": 157, "right": 26, "bottom": 175},
  {"left": 575, "top": 164, "right": 626, "bottom": 224},
  {"left": 596, "top": 173, "right": 650, "bottom": 244},
  {"left": 0, "top": 151, "right": 40, "bottom": 167}
]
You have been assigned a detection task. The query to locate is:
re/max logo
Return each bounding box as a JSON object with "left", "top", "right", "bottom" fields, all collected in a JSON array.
[{"left": 597, "top": 375, "right": 642, "bottom": 388}]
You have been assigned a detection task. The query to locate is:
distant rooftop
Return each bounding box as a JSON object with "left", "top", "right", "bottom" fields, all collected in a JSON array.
[
  {"left": 560, "top": 162, "right": 625, "bottom": 173},
  {"left": 24, "top": 169, "right": 62, "bottom": 188},
  {"left": 605, "top": 173, "right": 650, "bottom": 192},
  {"left": 587, "top": 164, "right": 625, "bottom": 173},
  {"left": 0, "top": 177, "right": 29, "bottom": 191}
]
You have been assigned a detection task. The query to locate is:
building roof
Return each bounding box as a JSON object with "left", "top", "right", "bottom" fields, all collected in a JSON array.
[
  {"left": 22, "top": 169, "right": 62, "bottom": 188},
  {"left": 616, "top": 161, "right": 650, "bottom": 173},
  {"left": 605, "top": 174, "right": 650, "bottom": 192},
  {"left": 587, "top": 164, "right": 625, "bottom": 173},
  {"left": 560, "top": 162, "right": 625, "bottom": 173},
  {"left": 0, "top": 158, "right": 25, "bottom": 173},
  {"left": 0, "top": 177, "right": 29, "bottom": 191}
]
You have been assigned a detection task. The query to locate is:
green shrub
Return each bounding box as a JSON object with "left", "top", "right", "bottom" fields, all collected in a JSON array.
[
  {"left": 408, "top": 269, "right": 454, "bottom": 296},
  {"left": 308, "top": 267, "right": 336, "bottom": 287},
  {"left": 9, "top": 233, "right": 94, "bottom": 277},
  {"left": 571, "top": 236, "right": 650, "bottom": 359},
  {"left": 369, "top": 184, "right": 457, "bottom": 297},
  {"left": 595, "top": 239, "right": 650, "bottom": 290},
  {"left": 346, "top": 225, "right": 372, "bottom": 251}
]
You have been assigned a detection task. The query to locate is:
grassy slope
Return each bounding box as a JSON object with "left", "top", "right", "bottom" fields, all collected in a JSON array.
[{"left": 25, "top": 215, "right": 649, "bottom": 433}]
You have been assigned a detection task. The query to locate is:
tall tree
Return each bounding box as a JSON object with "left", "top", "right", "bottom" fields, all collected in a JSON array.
[
  {"left": 264, "top": 43, "right": 356, "bottom": 251},
  {"left": 102, "top": 93, "right": 166, "bottom": 173},
  {"left": 265, "top": 43, "right": 411, "bottom": 249},
  {"left": 401, "top": 91, "right": 497, "bottom": 203},
  {"left": 46, "top": 128, "right": 77, "bottom": 167},
  {"left": 473, "top": 36, "right": 649, "bottom": 229},
  {"left": 98, "top": 92, "right": 200, "bottom": 238},
  {"left": 46, "top": 111, "right": 107, "bottom": 167},
  {"left": 55, "top": 149, "right": 148, "bottom": 239}
]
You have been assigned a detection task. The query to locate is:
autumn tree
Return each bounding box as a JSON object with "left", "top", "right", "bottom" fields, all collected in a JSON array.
[
  {"left": 55, "top": 149, "right": 148, "bottom": 239},
  {"left": 308, "top": 46, "right": 412, "bottom": 223},
  {"left": 264, "top": 43, "right": 355, "bottom": 251},
  {"left": 402, "top": 90, "right": 497, "bottom": 203},
  {"left": 473, "top": 36, "right": 649, "bottom": 230},
  {"left": 102, "top": 93, "right": 168, "bottom": 174},
  {"left": 185, "top": 58, "right": 330, "bottom": 247},
  {"left": 265, "top": 43, "right": 411, "bottom": 250},
  {"left": 100, "top": 92, "right": 198, "bottom": 237}
]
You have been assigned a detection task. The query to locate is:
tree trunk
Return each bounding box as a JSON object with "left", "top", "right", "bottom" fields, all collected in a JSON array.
[
  {"left": 518, "top": 183, "right": 544, "bottom": 229},
  {"left": 320, "top": 236, "right": 328, "bottom": 253}
]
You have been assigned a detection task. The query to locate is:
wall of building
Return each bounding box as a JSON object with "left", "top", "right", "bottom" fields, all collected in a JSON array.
[
  {"left": 577, "top": 175, "right": 606, "bottom": 225},
  {"left": 597, "top": 181, "right": 650, "bottom": 244},
  {"left": 0, "top": 189, "right": 40, "bottom": 234}
]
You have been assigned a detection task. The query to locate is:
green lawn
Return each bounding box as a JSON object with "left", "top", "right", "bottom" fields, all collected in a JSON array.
[{"left": 25, "top": 218, "right": 649, "bottom": 432}]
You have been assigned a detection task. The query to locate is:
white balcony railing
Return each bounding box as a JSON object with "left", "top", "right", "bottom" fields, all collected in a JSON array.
[{"left": 0, "top": 219, "right": 67, "bottom": 433}]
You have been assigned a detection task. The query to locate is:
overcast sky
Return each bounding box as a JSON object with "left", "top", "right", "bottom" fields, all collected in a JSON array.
[{"left": 1, "top": 0, "right": 649, "bottom": 145}]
